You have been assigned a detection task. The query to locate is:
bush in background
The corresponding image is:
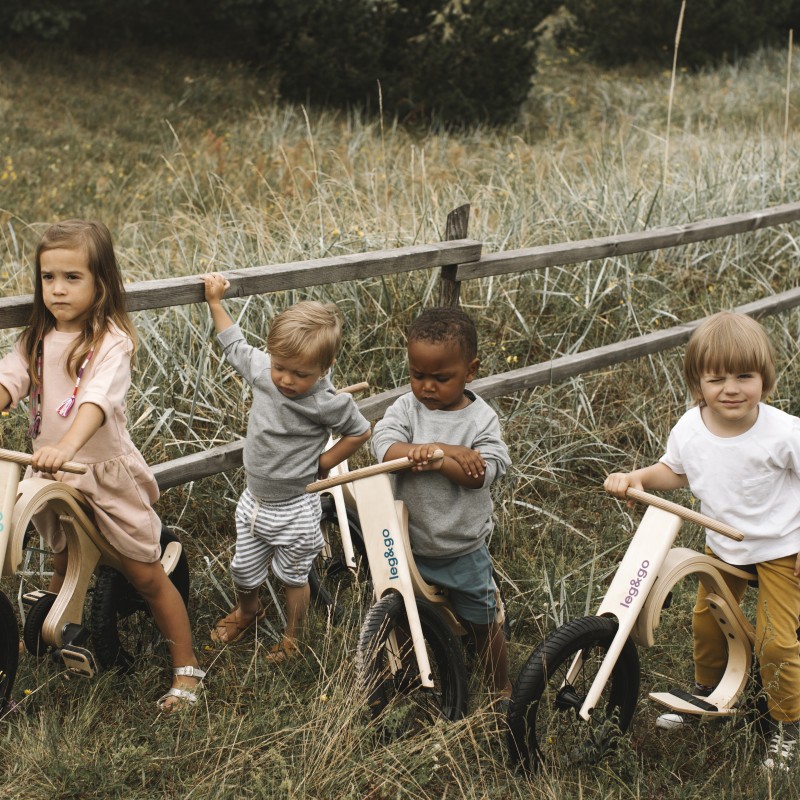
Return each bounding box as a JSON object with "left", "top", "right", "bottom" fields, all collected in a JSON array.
[
  {"left": 0, "top": 0, "right": 556, "bottom": 128},
  {"left": 558, "top": 0, "right": 795, "bottom": 69}
]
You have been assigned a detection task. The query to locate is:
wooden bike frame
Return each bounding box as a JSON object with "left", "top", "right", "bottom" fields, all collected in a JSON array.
[
  {"left": 0, "top": 447, "right": 181, "bottom": 676},
  {"left": 573, "top": 488, "right": 752, "bottom": 721},
  {"left": 309, "top": 451, "right": 506, "bottom": 690}
]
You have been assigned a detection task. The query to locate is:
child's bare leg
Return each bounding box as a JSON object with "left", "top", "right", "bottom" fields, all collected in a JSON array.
[
  {"left": 234, "top": 587, "right": 262, "bottom": 617},
  {"left": 283, "top": 582, "right": 310, "bottom": 643},
  {"left": 47, "top": 549, "right": 69, "bottom": 593},
  {"left": 119, "top": 556, "right": 200, "bottom": 706},
  {"left": 263, "top": 582, "right": 308, "bottom": 664},
  {"left": 466, "top": 619, "right": 512, "bottom": 697}
]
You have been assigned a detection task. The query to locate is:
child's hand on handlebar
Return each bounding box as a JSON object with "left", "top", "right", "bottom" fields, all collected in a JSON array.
[
  {"left": 604, "top": 472, "right": 643, "bottom": 502},
  {"left": 406, "top": 444, "right": 444, "bottom": 472},
  {"left": 31, "top": 443, "right": 77, "bottom": 474}
]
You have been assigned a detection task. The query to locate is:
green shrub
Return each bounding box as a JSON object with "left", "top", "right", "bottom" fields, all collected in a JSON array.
[
  {"left": 256, "top": 0, "right": 557, "bottom": 127},
  {"left": 560, "top": 0, "right": 794, "bottom": 69},
  {"left": 379, "top": 0, "right": 558, "bottom": 127},
  {"left": 0, "top": 0, "right": 556, "bottom": 127}
]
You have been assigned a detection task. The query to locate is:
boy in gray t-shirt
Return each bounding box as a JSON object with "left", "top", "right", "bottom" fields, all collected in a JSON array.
[
  {"left": 371, "top": 306, "right": 512, "bottom": 701},
  {"left": 202, "top": 272, "right": 370, "bottom": 663}
]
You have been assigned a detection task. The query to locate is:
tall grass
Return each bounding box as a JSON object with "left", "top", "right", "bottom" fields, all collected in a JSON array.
[{"left": 2, "top": 39, "right": 800, "bottom": 798}]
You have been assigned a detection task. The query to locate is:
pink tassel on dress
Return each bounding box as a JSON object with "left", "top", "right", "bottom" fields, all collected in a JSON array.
[{"left": 56, "top": 396, "right": 77, "bottom": 417}]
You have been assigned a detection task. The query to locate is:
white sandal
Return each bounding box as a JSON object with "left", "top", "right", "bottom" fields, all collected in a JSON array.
[{"left": 156, "top": 665, "right": 206, "bottom": 713}]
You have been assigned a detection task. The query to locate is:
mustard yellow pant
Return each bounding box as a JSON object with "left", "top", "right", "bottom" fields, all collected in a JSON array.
[{"left": 693, "top": 552, "right": 800, "bottom": 723}]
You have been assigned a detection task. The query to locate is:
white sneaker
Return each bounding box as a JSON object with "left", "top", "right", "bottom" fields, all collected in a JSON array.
[
  {"left": 762, "top": 722, "right": 799, "bottom": 772},
  {"left": 656, "top": 712, "right": 690, "bottom": 730}
]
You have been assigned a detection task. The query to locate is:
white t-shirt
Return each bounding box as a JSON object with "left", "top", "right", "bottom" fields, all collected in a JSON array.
[{"left": 660, "top": 403, "right": 800, "bottom": 565}]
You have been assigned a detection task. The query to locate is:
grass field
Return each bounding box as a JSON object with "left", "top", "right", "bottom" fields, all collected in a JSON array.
[{"left": 2, "top": 36, "right": 800, "bottom": 799}]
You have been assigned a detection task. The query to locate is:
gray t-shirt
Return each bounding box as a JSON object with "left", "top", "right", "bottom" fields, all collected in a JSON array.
[
  {"left": 218, "top": 324, "right": 370, "bottom": 501},
  {"left": 371, "top": 389, "right": 510, "bottom": 557}
]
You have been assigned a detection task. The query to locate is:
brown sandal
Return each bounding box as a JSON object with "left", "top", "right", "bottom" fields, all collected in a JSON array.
[
  {"left": 264, "top": 638, "right": 300, "bottom": 664},
  {"left": 211, "top": 605, "right": 266, "bottom": 645}
]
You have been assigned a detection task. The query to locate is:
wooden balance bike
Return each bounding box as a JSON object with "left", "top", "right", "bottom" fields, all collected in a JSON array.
[
  {"left": 307, "top": 383, "right": 370, "bottom": 625},
  {"left": 308, "top": 451, "right": 507, "bottom": 734},
  {"left": 0, "top": 447, "right": 188, "bottom": 679},
  {"left": 505, "top": 487, "right": 760, "bottom": 770}
]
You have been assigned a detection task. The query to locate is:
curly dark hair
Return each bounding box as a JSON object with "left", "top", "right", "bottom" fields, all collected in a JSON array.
[{"left": 407, "top": 306, "right": 478, "bottom": 361}]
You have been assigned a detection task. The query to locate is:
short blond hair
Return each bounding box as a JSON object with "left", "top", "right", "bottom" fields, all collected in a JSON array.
[
  {"left": 267, "top": 300, "right": 342, "bottom": 370},
  {"left": 684, "top": 311, "right": 776, "bottom": 404}
]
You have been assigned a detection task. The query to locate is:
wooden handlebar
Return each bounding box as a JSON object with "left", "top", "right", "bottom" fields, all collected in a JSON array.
[
  {"left": 625, "top": 487, "right": 744, "bottom": 541},
  {"left": 307, "top": 449, "right": 445, "bottom": 493},
  {"left": 0, "top": 447, "right": 88, "bottom": 475},
  {"left": 337, "top": 381, "right": 369, "bottom": 395}
]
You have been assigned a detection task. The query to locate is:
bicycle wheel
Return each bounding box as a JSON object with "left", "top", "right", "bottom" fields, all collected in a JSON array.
[
  {"left": 507, "top": 615, "right": 640, "bottom": 771},
  {"left": 356, "top": 593, "right": 467, "bottom": 737},
  {"left": 309, "top": 496, "right": 370, "bottom": 624},
  {"left": 0, "top": 591, "right": 19, "bottom": 707},
  {"left": 23, "top": 591, "right": 56, "bottom": 657},
  {"left": 90, "top": 527, "right": 190, "bottom": 672}
]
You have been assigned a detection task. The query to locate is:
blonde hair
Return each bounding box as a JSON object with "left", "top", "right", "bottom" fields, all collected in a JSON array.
[
  {"left": 267, "top": 300, "right": 342, "bottom": 369},
  {"left": 684, "top": 311, "right": 776, "bottom": 404}
]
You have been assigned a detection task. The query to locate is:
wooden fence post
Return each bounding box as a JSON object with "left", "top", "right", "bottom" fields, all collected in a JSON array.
[{"left": 437, "top": 204, "right": 470, "bottom": 306}]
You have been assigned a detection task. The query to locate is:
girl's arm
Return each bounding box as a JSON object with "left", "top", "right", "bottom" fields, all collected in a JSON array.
[
  {"left": 604, "top": 462, "right": 688, "bottom": 499},
  {"left": 202, "top": 273, "right": 234, "bottom": 334},
  {"left": 318, "top": 429, "right": 371, "bottom": 477},
  {"left": 381, "top": 441, "right": 487, "bottom": 488},
  {"left": 0, "top": 384, "right": 10, "bottom": 412},
  {"left": 31, "top": 402, "right": 105, "bottom": 473}
]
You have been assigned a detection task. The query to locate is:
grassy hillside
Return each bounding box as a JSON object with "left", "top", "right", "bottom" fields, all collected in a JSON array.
[{"left": 2, "top": 39, "right": 800, "bottom": 798}]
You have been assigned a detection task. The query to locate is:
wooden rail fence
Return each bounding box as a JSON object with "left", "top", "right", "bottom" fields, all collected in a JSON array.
[{"left": 2, "top": 201, "right": 800, "bottom": 489}]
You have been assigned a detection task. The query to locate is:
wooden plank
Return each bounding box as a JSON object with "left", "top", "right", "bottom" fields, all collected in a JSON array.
[
  {"left": 438, "top": 204, "right": 470, "bottom": 307},
  {"left": 469, "top": 284, "right": 800, "bottom": 399},
  {"left": 0, "top": 239, "right": 483, "bottom": 330},
  {"left": 152, "top": 440, "right": 245, "bottom": 490},
  {"left": 456, "top": 202, "right": 800, "bottom": 281}
]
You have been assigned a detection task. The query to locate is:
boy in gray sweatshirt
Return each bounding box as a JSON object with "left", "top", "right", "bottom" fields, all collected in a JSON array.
[
  {"left": 202, "top": 272, "right": 370, "bottom": 662},
  {"left": 371, "top": 306, "right": 512, "bottom": 701}
]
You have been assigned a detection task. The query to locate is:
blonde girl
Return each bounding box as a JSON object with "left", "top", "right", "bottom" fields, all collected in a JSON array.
[{"left": 0, "top": 220, "right": 203, "bottom": 712}]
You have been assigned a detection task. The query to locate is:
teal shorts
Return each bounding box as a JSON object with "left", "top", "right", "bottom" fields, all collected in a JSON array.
[{"left": 415, "top": 544, "right": 497, "bottom": 625}]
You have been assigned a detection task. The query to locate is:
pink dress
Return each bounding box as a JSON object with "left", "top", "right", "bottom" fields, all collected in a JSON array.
[{"left": 0, "top": 325, "right": 161, "bottom": 562}]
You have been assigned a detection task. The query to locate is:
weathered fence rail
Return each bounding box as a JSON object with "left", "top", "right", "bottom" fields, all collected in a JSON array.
[{"left": 4, "top": 201, "right": 800, "bottom": 490}]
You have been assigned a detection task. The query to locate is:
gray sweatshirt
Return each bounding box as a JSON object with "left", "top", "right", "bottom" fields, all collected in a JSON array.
[
  {"left": 218, "top": 325, "right": 370, "bottom": 501},
  {"left": 371, "top": 389, "right": 510, "bottom": 557}
]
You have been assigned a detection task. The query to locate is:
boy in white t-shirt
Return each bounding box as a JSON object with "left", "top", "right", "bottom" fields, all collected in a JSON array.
[{"left": 605, "top": 311, "right": 800, "bottom": 771}]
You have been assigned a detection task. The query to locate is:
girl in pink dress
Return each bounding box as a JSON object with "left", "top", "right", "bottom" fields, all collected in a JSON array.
[{"left": 0, "top": 220, "right": 204, "bottom": 712}]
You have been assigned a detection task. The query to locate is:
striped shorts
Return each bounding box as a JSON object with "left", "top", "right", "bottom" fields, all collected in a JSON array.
[{"left": 230, "top": 488, "right": 323, "bottom": 589}]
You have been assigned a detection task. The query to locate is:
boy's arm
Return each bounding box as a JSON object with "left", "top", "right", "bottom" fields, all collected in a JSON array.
[
  {"left": 202, "top": 273, "right": 235, "bottom": 334},
  {"left": 318, "top": 429, "right": 371, "bottom": 476},
  {"left": 604, "top": 462, "right": 688, "bottom": 499},
  {"left": 381, "top": 441, "right": 487, "bottom": 488}
]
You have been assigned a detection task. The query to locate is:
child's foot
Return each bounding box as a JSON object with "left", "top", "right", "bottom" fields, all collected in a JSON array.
[
  {"left": 264, "top": 638, "right": 300, "bottom": 664},
  {"left": 762, "top": 721, "right": 800, "bottom": 772},
  {"left": 211, "top": 604, "right": 266, "bottom": 645},
  {"left": 157, "top": 666, "right": 206, "bottom": 714}
]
